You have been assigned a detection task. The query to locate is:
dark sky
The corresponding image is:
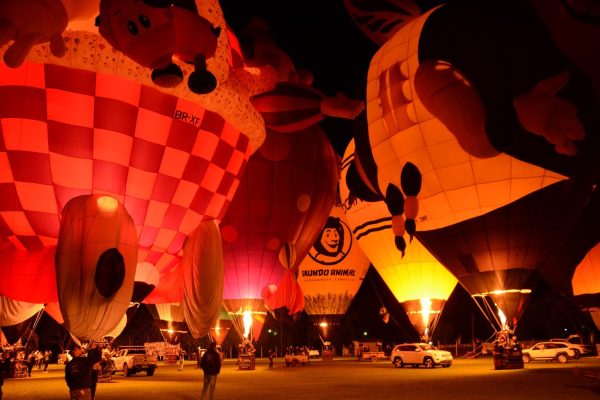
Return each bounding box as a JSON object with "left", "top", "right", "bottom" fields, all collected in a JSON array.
[{"left": 220, "top": 0, "right": 378, "bottom": 155}]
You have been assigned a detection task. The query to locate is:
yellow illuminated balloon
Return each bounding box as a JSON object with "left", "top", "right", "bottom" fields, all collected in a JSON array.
[{"left": 341, "top": 141, "right": 456, "bottom": 340}]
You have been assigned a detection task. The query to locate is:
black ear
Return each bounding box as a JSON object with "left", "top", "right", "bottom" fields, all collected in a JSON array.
[{"left": 95, "top": 15, "right": 101, "bottom": 27}]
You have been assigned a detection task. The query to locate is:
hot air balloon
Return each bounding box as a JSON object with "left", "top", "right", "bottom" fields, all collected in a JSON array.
[
  {"left": 346, "top": 0, "right": 600, "bottom": 333},
  {"left": 0, "top": 0, "right": 277, "bottom": 340},
  {"left": 572, "top": 243, "right": 600, "bottom": 331},
  {"left": 208, "top": 308, "right": 233, "bottom": 346},
  {"left": 0, "top": 294, "right": 44, "bottom": 346},
  {"left": 340, "top": 140, "right": 456, "bottom": 341},
  {"left": 220, "top": 123, "right": 339, "bottom": 342},
  {"left": 297, "top": 203, "right": 370, "bottom": 339},
  {"left": 146, "top": 302, "right": 188, "bottom": 344}
]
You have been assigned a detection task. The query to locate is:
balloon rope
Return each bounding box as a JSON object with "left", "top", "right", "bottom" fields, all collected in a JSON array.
[
  {"left": 24, "top": 307, "right": 45, "bottom": 347},
  {"left": 458, "top": 331, "right": 497, "bottom": 359},
  {"left": 472, "top": 296, "right": 500, "bottom": 332},
  {"left": 69, "top": 332, "right": 82, "bottom": 347},
  {"left": 428, "top": 311, "right": 443, "bottom": 342},
  {"left": 158, "top": 328, "right": 169, "bottom": 344},
  {"left": 366, "top": 269, "right": 413, "bottom": 339}
]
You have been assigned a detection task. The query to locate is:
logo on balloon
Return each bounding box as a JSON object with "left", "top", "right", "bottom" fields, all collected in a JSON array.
[{"left": 307, "top": 216, "right": 352, "bottom": 266}]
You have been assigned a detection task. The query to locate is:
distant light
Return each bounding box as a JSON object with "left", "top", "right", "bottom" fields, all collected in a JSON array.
[
  {"left": 564, "top": 328, "right": 568, "bottom": 331},
  {"left": 363, "top": 331, "right": 368, "bottom": 336},
  {"left": 319, "top": 322, "right": 328, "bottom": 328},
  {"left": 268, "top": 329, "right": 272, "bottom": 333}
]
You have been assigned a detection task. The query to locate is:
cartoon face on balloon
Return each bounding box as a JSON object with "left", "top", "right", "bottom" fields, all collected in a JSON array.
[
  {"left": 320, "top": 222, "right": 342, "bottom": 255},
  {"left": 97, "top": 0, "right": 221, "bottom": 94},
  {"left": 98, "top": 1, "right": 174, "bottom": 68},
  {"left": 308, "top": 217, "right": 350, "bottom": 265}
]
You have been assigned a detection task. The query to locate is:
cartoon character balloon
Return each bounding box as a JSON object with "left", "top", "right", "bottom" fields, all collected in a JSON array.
[
  {"left": 97, "top": 0, "right": 221, "bottom": 94},
  {"left": 297, "top": 204, "right": 370, "bottom": 334},
  {"left": 0, "top": 0, "right": 276, "bottom": 340},
  {"left": 340, "top": 140, "right": 456, "bottom": 341},
  {"left": 344, "top": 0, "right": 599, "bottom": 331}
]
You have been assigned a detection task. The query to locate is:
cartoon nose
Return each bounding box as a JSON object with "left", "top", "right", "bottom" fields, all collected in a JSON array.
[{"left": 95, "top": 248, "right": 125, "bottom": 297}]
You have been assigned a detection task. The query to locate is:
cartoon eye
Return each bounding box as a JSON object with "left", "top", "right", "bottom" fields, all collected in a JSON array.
[
  {"left": 139, "top": 14, "right": 151, "bottom": 29},
  {"left": 127, "top": 20, "right": 139, "bottom": 35}
]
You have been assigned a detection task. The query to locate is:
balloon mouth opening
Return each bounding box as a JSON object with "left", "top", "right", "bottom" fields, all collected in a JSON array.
[{"left": 95, "top": 248, "right": 126, "bottom": 297}]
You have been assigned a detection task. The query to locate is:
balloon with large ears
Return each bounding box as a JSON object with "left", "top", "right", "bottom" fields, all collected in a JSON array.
[{"left": 97, "top": 0, "right": 221, "bottom": 94}]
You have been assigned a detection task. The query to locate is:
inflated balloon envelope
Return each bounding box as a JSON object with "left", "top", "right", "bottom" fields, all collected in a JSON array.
[
  {"left": 297, "top": 204, "right": 370, "bottom": 330},
  {"left": 340, "top": 141, "right": 456, "bottom": 341},
  {"left": 55, "top": 194, "right": 137, "bottom": 341},
  {"left": 220, "top": 125, "right": 339, "bottom": 339},
  {"left": 572, "top": 243, "right": 600, "bottom": 331},
  {"left": 347, "top": 0, "right": 599, "bottom": 330},
  {"left": 0, "top": 0, "right": 277, "bottom": 340}
]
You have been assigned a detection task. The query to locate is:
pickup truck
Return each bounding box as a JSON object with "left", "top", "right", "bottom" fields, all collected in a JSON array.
[{"left": 112, "top": 346, "right": 158, "bottom": 376}]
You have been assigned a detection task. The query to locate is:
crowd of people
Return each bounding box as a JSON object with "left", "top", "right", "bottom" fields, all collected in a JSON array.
[
  {"left": 285, "top": 345, "right": 311, "bottom": 356},
  {"left": 0, "top": 346, "right": 52, "bottom": 378}
]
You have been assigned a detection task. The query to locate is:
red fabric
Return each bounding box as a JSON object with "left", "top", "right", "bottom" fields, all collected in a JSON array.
[
  {"left": 221, "top": 125, "right": 339, "bottom": 311},
  {"left": 264, "top": 270, "right": 304, "bottom": 315},
  {"left": 0, "top": 61, "right": 251, "bottom": 303}
]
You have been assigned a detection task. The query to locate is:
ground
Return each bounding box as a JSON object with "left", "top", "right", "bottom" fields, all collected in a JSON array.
[{"left": 4, "top": 356, "right": 600, "bottom": 399}]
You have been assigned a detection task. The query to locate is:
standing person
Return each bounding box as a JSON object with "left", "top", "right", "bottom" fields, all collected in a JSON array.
[
  {"left": 0, "top": 351, "right": 7, "bottom": 399},
  {"left": 26, "top": 351, "right": 36, "bottom": 377},
  {"left": 36, "top": 350, "right": 44, "bottom": 369},
  {"left": 43, "top": 350, "right": 51, "bottom": 372},
  {"left": 196, "top": 349, "right": 202, "bottom": 369},
  {"left": 177, "top": 349, "right": 184, "bottom": 371},
  {"left": 268, "top": 349, "right": 275, "bottom": 369},
  {"left": 90, "top": 359, "right": 103, "bottom": 400},
  {"left": 65, "top": 344, "right": 101, "bottom": 400},
  {"left": 200, "top": 342, "right": 221, "bottom": 400}
]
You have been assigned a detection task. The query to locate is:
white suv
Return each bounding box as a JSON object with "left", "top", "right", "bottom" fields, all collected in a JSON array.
[
  {"left": 521, "top": 341, "right": 576, "bottom": 363},
  {"left": 391, "top": 343, "right": 453, "bottom": 368},
  {"left": 550, "top": 336, "right": 593, "bottom": 358}
]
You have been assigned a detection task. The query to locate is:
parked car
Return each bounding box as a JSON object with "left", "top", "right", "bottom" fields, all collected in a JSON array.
[
  {"left": 391, "top": 343, "right": 453, "bottom": 368},
  {"left": 521, "top": 341, "right": 576, "bottom": 363},
  {"left": 549, "top": 335, "right": 594, "bottom": 358},
  {"left": 111, "top": 346, "right": 158, "bottom": 376}
]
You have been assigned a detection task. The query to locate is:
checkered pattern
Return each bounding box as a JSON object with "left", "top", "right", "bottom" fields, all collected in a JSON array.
[{"left": 0, "top": 61, "right": 251, "bottom": 287}]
